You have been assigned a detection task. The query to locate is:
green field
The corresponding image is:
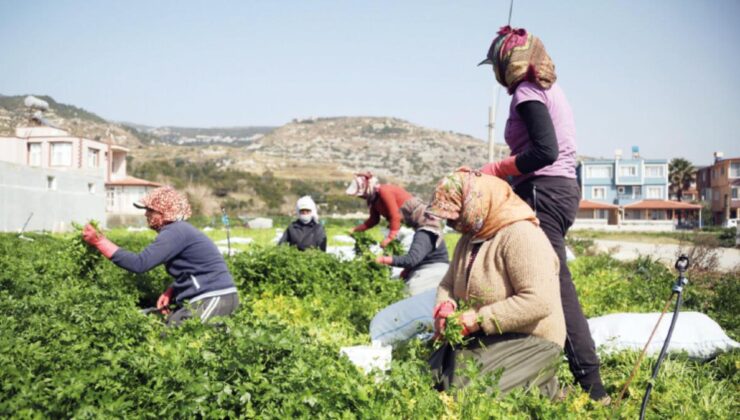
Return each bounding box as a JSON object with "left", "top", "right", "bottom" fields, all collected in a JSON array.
[{"left": 0, "top": 226, "right": 737, "bottom": 418}]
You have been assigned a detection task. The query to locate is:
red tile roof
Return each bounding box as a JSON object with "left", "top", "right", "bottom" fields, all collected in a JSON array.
[
  {"left": 579, "top": 200, "right": 619, "bottom": 210},
  {"left": 624, "top": 200, "right": 702, "bottom": 210},
  {"left": 106, "top": 176, "right": 161, "bottom": 187}
]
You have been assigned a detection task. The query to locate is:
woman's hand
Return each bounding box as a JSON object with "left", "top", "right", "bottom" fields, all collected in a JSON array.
[
  {"left": 81, "top": 224, "right": 119, "bottom": 259},
  {"left": 459, "top": 310, "right": 481, "bottom": 336},
  {"left": 157, "top": 287, "right": 174, "bottom": 315},
  {"left": 432, "top": 300, "right": 456, "bottom": 339}
]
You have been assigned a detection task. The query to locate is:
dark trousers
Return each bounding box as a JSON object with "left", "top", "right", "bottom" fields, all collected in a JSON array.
[
  {"left": 167, "top": 293, "right": 240, "bottom": 327},
  {"left": 514, "top": 176, "right": 607, "bottom": 399}
]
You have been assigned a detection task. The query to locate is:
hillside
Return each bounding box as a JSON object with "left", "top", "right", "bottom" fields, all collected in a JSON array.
[
  {"left": 0, "top": 94, "right": 149, "bottom": 146},
  {"left": 1, "top": 94, "right": 508, "bottom": 215}
]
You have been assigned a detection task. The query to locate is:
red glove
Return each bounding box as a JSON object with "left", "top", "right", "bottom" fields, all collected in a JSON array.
[
  {"left": 352, "top": 225, "right": 367, "bottom": 233},
  {"left": 432, "top": 300, "right": 456, "bottom": 339},
  {"left": 375, "top": 255, "right": 393, "bottom": 265},
  {"left": 157, "top": 287, "right": 174, "bottom": 314},
  {"left": 380, "top": 230, "right": 399, "bottom": 248},
  {"left": 459, "top": 310, "right": 481, "bottom": 336},
  {"left": 480, "top": 155, "right": 521, "bottom": 179},
  {"left": 81, "top": 224, "right": 119, "bottom": 259}
]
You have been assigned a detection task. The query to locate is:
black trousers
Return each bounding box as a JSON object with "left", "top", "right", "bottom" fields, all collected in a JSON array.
[{"left": 514, "top": 176, "right": 607, "bottom": 399}]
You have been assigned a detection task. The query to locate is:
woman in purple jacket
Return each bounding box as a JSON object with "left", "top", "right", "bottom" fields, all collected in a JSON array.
[
  {"left": 477, "top": 26, "right": 608, "bottom": 402},
  {"left": 82, "top": 186, "right": 239, "bottom": 326}
]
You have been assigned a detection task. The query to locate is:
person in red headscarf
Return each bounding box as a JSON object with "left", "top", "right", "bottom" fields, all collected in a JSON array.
[
  {"left": 81, "top": 186, "right": 239, "bottom": 327},
  {"left": 346, "top": 172, "right": 413, "bottom": 248},
  {"left": 477, "top": 26, "right": 607, "bottom": 401}
]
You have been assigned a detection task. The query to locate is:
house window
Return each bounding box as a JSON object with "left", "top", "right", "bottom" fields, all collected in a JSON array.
[
  {"left": 732, "top": 188, "right": 739, "bottom": 199},
  {"left": 634, "top": 186, "right": 642, "bottom": 197},
  {"left": 730, "top": 163, "right": 740, "bottom": 178},
  {"left": 592, "top": 187, "right": 607, "bottom": 200},
  {"left": 649, "top": 210, "right": 666, "bottom": 220},
  {"left": 87, "top": 148, "right": 100, "bottom": 168},
  {"left": 713, "top": 189, "right": 719, "bottom": 201},
  {"left": 47, "top": 176, "right": 56, "bottom": 191},
  {"left": 646, "top": 186, "right": 663, "bottom": 199},
  {"left": 619, "top": 165, "right": 637, "bottom": 177},
  {"left": 88, "top": 183, "right": 96, "bottom": 194},
  {"left": 645, "top": 165, "right": 665, "bottom": 177},
  {"left": 28, "top": 143, "right": 42, "bottom": 166},
  {"left": 596, "top": 209, "right": 608, "bottom": 219},
  {"left": 586, "top": 165, "right": 612, "bottom": 179},
  {"left": 50, "top": 142, "right": 72, "bottom": 166}
]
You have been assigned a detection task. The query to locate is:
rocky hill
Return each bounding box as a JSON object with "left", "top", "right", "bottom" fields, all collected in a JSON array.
[
  {"left": 249, "top": 116, "right": 506, "bottom": 185},
  {"left": 1, "top": 94, "right": 509, "bottom": 214},
  {"left": 0, "top": 94, "right": 151, "bottom": 146}
]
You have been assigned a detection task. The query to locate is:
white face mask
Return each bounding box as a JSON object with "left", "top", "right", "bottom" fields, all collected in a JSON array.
[{"left": 298, "top": 213, "right": 312, "bottom": 224}]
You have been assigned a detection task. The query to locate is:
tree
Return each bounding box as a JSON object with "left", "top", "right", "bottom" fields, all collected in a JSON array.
[
  {"left": 669, "top": 157, "right": 696, "bottom": 226},
  {"left": 669, "top": 158, "right": 695, "bottom": 202}
]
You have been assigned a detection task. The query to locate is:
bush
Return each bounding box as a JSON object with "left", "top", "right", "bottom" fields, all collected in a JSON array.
[{"left": 0, "top": 232, "right": 738, "bottom": 418}]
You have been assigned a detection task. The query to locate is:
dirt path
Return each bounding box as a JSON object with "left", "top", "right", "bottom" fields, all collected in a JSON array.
[{"left": 591, "top": 239, "right": 740, "bottom": 272}]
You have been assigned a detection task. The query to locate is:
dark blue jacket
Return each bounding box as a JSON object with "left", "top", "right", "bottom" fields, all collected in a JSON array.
[
  {"left": 391, "top": 230, "right": 449, "bottom": 275},
  {"left": 111, "top": 221, "right": 236, "bottom": 303}
]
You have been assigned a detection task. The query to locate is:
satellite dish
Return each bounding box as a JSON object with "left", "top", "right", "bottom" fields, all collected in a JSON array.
[{"left": 24, "top": 96, "right": 49, "bottom": 111}]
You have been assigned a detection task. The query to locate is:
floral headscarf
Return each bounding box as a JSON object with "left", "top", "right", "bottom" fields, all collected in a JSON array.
[
  {"left": 134, "top": 186, "right": 192, "bottom": 223},
  {"left": 426, "top": 167, "right": 538, "bottom": 240},
  {"left": 345, "top": 172, "right": 380, "bottom": 204},
  {"left": 480, "top": 26, "right": 557, "bottom": 94},
  {"left": 400, "top": 197, "right": 443, "bottom": 245}
]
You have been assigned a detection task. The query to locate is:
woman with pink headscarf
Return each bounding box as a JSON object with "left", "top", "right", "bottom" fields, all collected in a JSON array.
[
  {"left": 476, "top": 26, "right": 607, "bottom": 401},
  {"left": 82, "top": 186, "right": 239, "bottom": 327}
]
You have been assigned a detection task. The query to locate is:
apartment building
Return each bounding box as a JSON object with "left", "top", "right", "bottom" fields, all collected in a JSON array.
[
  {"left": 575, "top": 148, "right": 701, "bottom": 231},
  {"left": 696, "top": 153, "right": 740, "bottom": 226}
]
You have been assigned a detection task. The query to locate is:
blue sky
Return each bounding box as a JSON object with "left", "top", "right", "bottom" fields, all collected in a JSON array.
[{"left": 1, "top": 0, "right": 738, "bottom": 165}]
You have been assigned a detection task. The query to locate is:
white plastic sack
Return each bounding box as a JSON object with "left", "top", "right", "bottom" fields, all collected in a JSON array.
[
  {"left": 333, "top": 234, "right": 355, "bottom": 244},
  {"left": 248, "top": 217, "right": 273, "bottom": 229},
  {"left": 326, "top": 246, "right": 355, "bottom": 261},
  {"left": 370, "top": 289, "right": 436, "bottom": 346},
  {"left": 216, "top": 237, "right": 253, "bottom": 245},
  {"left": 588, "top": 312, "right": 739, "bottom": 360},
  {"left": 339, "top": 341, "right": 392, "bottom": 374}
]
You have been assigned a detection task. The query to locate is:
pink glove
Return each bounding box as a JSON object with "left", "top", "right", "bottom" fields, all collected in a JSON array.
[
  {"left": 459, "top": 310, "right": 481, "bottom": 336},
  {"left": 81, "top": 224, "right": 119, "bottom": 259},
  {"left": 375, "top": 255, "right": 393, "bottom": 265},
  {"left": 380, "top": 230, "right": 399, "bottom": 248},
  {"left": 157, "top": 287, "right": 174, "bottom": 314},
  {"left": 480, "top": 155, "right": 521, "bottom": 179},
  {"left": 432, "top": 300, "right": 457, "bottom": 339}
]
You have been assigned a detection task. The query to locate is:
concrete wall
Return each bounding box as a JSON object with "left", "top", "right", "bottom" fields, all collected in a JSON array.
[{"left": 0, "top": 161, "right": 106, "bottom": 232}]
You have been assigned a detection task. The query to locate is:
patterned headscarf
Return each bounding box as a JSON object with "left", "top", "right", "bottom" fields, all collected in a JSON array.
[
  {"left": 134, "top": 186, "right": 192, "bottom": 223},
  {"left": 345, "top": 172, "right": 379, "bottom": 203},
  {"left": 400, "top": 197, "right": 444, "bottom": 245},
  {"left": 426, "top": 167, "right": 538, "bottom": 240},
  {"left": 480, "top": 26, "right": 557, "bottom": 94}
]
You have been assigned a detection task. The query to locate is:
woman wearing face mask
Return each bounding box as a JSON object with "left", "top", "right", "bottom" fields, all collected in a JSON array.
[
  {"left": 81, "top": 186, "right": 239, "bottom": 326},
  {"left": 278, "top": 196, "right": 327, "bottom": 252},
  {"left": 427, "top": 168, "right": 565, "bottom": 398},
  {"left": 346, "top": 172, "right": 412, "bottom": 248}
]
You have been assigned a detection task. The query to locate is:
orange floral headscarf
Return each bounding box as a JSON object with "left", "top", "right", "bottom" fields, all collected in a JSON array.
[
  {"left": 427, "top": 168, "right": 538, "bottom": 240},
  {"left": 135, "top": 186, "right": 192, "bottom": 223}
]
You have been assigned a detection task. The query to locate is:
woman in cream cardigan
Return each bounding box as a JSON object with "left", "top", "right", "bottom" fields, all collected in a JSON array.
[{"left": 427, "top": 168, "right": 566, "bottom": 399}]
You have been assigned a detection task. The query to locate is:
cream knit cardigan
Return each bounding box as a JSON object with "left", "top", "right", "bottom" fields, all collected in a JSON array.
[{"left": 436, "top": 220, "right": 566, "bottom": 347}]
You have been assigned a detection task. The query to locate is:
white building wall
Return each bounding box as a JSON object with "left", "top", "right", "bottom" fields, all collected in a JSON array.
[
  {"left": 0, "top": 161, "right": 106, "bottom": 232},
  {"left": 107, "top": 185, "right": 154, "bottom": 215}
]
